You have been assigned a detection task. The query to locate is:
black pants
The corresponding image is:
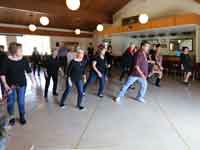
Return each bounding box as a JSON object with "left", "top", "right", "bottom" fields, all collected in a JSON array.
[
  {"left": 33, "top": 63, "right": 40, "bottom": 76},
  {"left": 44, "top": 73, "right": 58, "bottom": 97},
  {"left": 120, "top": 66, "right": 130, "bottom": 81}
]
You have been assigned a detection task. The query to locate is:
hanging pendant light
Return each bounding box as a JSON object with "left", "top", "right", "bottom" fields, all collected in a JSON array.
[
  {"left": 66, "top": 0, "right": 80, "bottom": 11},
  {"left": 139, "top": 14, "right": 149, "bottom": 24},
  {"left": 40, "top": 16, "right": 49, "bottom": 26},
  {"left": 29, "top": 24, "right": 37, "bottom": 32},
  {"left": 97, "top": 24, "right": 104, "bottom": 32},
  {"left": 75, "top": 29, "right": 81, "bottom": 35}
]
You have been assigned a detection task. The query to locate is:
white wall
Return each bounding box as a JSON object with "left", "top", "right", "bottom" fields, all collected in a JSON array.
[
  {"left": 50, "top": 36, "right": 93, "bottom": 51},
  {"left": 113, "top": 0, "right": 200, "bottom": 26},
  {"left": 96, "top": 35, "right": 133, "bottom": 56},
  {"left": 195, "top": 26, "right": 200, "bottom": 62}
]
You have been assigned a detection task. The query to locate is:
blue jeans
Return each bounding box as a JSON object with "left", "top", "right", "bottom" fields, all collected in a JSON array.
[
  {"left": 83, "top": 71, "right": 105, "bottom": 95},
  {"left": 7, "top": 86, "right": 26, "bottom": 116},
  {"left": 60, "top": 80, "right": 83, "bottom": 107},
  {"left": 117, "top": 76, "right": 148, "bottom": 100}
]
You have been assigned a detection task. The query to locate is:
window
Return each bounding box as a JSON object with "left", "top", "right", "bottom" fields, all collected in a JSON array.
[
  {"left": 16, "top": 35, "right": 51, "bottom": 56},
  {"left": 0, "top": 35, "right": 7, "bottom": 51}
]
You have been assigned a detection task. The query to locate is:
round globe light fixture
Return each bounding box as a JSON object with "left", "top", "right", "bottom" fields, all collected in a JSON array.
[
  {"left": 75, "top": 29, "right": 81, "bottom": 35},
  {"left": 97, "top": 24, "right": 104, "bottom": 32},
  {"left": 66, "top": 0, "right": 80, "bottom": 11},
  {"left": 40, "top": 16, "right": 49, "bottom": 26},
  {"left": 139, "top": 14, "right": 149, "bottom": 24},
  {"left": 29, "top": 24, "right": 37, "bottom": 32}
]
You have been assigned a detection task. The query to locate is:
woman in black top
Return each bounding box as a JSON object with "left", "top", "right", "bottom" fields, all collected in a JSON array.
[
  {"left": 83, "top": 46, "right": 108, "bottom": 97},
  {"left": 31, "top": 47, "right": 41, "bottom": 77},
  {"left": 60, "top": 49, "right": 87, "bottom": 110},
  {"left": 105, "top": 46, "right": 113, "bottom": 77},
  {"left": 0, "top": 42, "right": 34, "bottom": 126},
  {"left": 180, "top": 47, "right": 193, "bottom": 84},
  {"left": 44, "top": 49, "right": 61, "bottom": 99}
]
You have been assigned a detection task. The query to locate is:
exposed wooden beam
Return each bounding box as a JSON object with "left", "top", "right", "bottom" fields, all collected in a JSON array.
[{"left": 0, "top": 26, "right": 93, "bottom": 38}]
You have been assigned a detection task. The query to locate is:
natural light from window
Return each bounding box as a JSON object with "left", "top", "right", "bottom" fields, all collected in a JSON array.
[
  {"left": 17, "top": 35, "right": 51, "bottom": 56},
  {"left": 0, "top": 35, "right": 8, "bottom": 51}
]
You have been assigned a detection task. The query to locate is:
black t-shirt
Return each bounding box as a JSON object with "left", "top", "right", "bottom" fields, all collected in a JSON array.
[
  {"left": 180, "top": 54, "right": 192, "bottom": 69},
  {"left": 45, "top": 56, "right": 60, "bottom": 75},
  {"left": 93, "top": 56, "right": 107, "bottom": 74},
  {"left": 87, "top": 47, "right": 94, "bottom": 57},
  {"left": 0, "top": 57, "right": 32, "bottom": 86},
  {"left": 105, "top": 51, "right": 113, "bottom": 65},
  {"left": 67, "top": 59, "right": 87, "bottom": 81},
  {"left": 0, "top": 51, "right": 6, "bottom": 67}
]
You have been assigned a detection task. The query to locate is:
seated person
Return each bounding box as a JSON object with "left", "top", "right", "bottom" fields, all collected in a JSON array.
[
  {"left": 180, "top": 47, "right": 193, "bottom": 85},
  {"left": 148, "top": 44, "right": 163, "bottom": 87}
]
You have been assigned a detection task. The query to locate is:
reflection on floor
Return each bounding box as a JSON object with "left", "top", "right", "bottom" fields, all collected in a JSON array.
[{"left": 5, "top": 74, "right": 200, "bottom": 150}]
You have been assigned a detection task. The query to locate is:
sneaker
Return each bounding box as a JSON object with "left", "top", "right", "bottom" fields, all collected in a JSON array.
[
  {"left": 113, "top": 97, "right": 121, "bottom": 103},
  {"left": 59, "top": 104, "right": 66, "bottom": 109},
  {"left": 135, "top": 97, "right": 146, "bottom": 103},
  {"left": 83, "top": 92, "right": 86, "bottom": 96},
  {"left": 53, "top": 93, "right": 58, "bottom": 96},
  {"left": 77, "top": 106, "right": 85, "bottom": 111},
  {"left": 9, "top": 118, "right": 15, "bottom": 126},
  {"left": 98, "top": 94, "right": 104, "bottom": 98},
  {"left": 19, "top": 117, "right": 27, "bottom": 125}
]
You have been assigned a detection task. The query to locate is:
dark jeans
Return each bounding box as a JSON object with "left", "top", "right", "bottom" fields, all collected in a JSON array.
[
  {"left": 7, "top": 86, "right": 26, "bottom": 117},
  {"left": 120, "top": 66, "right": 130, "bottom": 81},
  {"left": 83, "top": 71, "right": 105, "bottom": 95},
  {"left": 44, "top": 73, "right": 58, "bottom": 97},
  {"left": 33, "top": 63, "right": 40, "bottom": 76},
  {"left": 60, "top": 80, "right": 83, "bottom": 107}
]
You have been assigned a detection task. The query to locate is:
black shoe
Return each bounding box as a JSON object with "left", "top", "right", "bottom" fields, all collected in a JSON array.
[
  {"left": 59, "top": 104, "right": 66, "bottom": 109},
  {"left": 53, "top": 93, "right": 58, "bottom": 96},
  {"left": 9, "top": 118, "right": 15, "bottom": 126},
  {"left": 77, "top": 106, "right": 85, "bottom": 111},
  {"left": 19, "top": 115, "right": 27, "bottom": 125},
  {"left": 98, "top": 94, "right": 104, "bottom": 98},
  {"left": 155, "top": 78, "right": 161, "bottom": 87}
]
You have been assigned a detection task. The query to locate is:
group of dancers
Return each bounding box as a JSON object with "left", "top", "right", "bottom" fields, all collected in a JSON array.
[{"left": 0, "top": 40, "right": 193, "bottom": 126}]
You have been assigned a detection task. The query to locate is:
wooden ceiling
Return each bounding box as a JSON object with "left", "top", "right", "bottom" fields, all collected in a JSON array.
[{"left": 0, "top": 0, "right": 130, "bottom": 31}]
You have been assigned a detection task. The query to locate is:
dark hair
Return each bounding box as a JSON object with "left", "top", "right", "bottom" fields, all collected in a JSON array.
[
  {"left": 156, "top": 44, "right": 161, "bottom": 48},
  {"left": 182, "top": 46, "right": 189, "bottom": 51},
  {"left": 0, "top": 45, "right": 4, "bottom": 50},
  {"left": 141, "top": 41, "right": 150, "bottom": 47},
  {"left": 108, "top": 45, "right": 112, "bottom": 50},
  {"left": 8, "top": 42, "right": 22, "bottom": 55}
]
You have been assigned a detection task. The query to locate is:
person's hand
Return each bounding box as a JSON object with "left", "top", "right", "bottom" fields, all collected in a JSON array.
[
  {"left": 44, "top": 71, "right": 48, "bottom": 78},
  {"left": 97, "top": 72, "right": 102, "bottom": 78},
  {"left": 142, "top": 75, "right": 147, "bottom": 80},
  {"left": 107, "top": 64, "right": 111, "bottom": 68},
  {"left": 68, "top": 78, "right": 72, "bottom": 87},
  {"left": 181, "top": 65, "right": 184, "bottom": 70},
  {"left": 4, "top": 84, "right": 11, "bottom": 94},
  {"left": 83, "top": 75, "right": 87, "bottom": 83}
]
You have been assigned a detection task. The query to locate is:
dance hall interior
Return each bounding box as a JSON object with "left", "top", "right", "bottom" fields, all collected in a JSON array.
[{"left": 0, "top": 0, "right": 200, "bottom": 150}]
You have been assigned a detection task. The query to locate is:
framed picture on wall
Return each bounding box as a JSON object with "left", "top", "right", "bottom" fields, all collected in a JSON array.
[{"left": 169, "top": 39, "right": 193, "bottom": 51}]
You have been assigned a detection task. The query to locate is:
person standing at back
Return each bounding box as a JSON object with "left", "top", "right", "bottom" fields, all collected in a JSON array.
[
  {"left": 114, "top": 41, "right": 150, "bottom": 103},
  {"left": 180, "top": 47, "right": 193, "bottom": 85},
  {"left": 31, "top": 47, "right": 41, "bottom": 77}
]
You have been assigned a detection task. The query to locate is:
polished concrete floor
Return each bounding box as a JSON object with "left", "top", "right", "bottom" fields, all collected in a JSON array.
[{"left": 4, "top": 74, "right": 200, "bottom": 150}]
